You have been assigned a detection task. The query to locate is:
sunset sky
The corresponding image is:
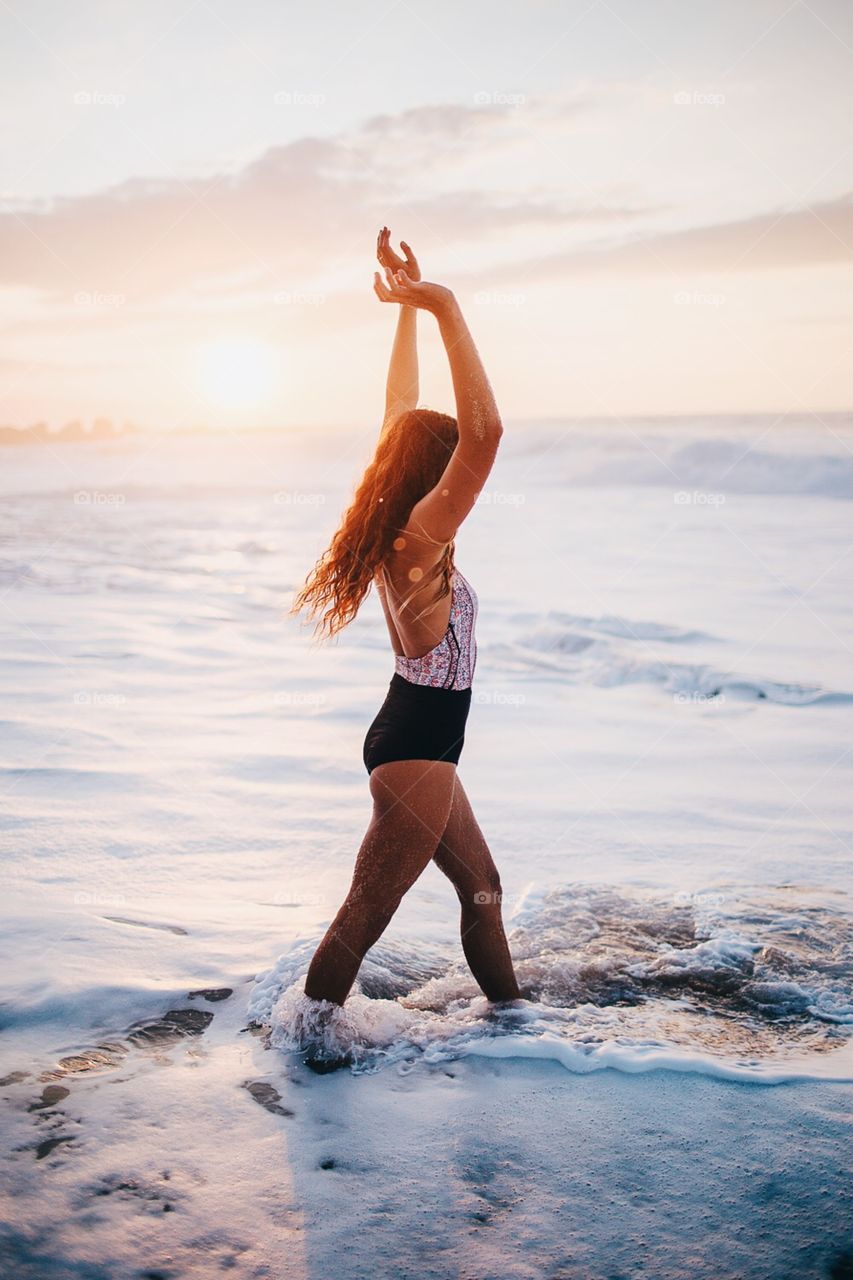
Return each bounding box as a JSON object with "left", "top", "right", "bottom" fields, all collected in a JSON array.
[{"left": 1, "top": 0, "right": 852, "bottom": 430}]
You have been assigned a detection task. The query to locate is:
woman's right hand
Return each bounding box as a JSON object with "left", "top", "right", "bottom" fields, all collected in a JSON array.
[
  {"left": 376, "top": 227, "right": 421, "bottom": 283},
  {"left": 373, "top": 268, "right": 457, "bottom": 318}
]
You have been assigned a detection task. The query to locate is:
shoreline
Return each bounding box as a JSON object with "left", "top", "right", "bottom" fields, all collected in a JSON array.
[{"left": 2, "top": 1010, "right": 851, "bottom": 1279}]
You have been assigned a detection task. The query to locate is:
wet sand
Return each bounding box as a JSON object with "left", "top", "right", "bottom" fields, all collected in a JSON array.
[{"left": 1, "top": 985, "right": 851, "bottom": 1280}]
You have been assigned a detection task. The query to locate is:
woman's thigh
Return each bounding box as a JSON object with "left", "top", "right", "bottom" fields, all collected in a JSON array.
[
  {"left": 346, "top": 759, "right": 458, "bottom": 910},
  {"left": 431, "top": 777, "right": 503, "bottom": 902}
]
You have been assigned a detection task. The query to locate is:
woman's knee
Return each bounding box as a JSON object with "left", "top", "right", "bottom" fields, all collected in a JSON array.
[{"left": 464, "top": 864, "right": 504, "bottom": 911}]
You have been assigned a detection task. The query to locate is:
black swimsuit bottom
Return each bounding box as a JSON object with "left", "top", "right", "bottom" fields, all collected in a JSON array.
[{"left": 363, "top": 672, "right": 473, "bottom": 775}]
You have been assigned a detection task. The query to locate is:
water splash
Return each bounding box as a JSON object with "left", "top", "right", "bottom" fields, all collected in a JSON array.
[{"left": 250, "top": 884, "right": 853, "bottom": 1079}]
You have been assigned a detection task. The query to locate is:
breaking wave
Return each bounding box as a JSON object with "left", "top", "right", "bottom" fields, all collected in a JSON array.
[
  {"left": 491, "top": 611, "right": 851, "bottom": 704},
  {"left": 249, "top": 884, "right": 853, "bottom": 1081}
]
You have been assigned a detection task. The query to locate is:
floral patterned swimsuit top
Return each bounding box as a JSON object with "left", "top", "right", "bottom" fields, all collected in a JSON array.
[{"left": 394, "top": 568, "right": 478, "bottom": 692}]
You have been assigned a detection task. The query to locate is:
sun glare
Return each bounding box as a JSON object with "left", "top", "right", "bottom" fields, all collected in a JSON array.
[{"left": 194, "top": 338, "right": 279, "bottom": 411}]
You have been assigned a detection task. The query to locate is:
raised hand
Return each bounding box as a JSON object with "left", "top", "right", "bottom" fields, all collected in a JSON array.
[
  {"left": 376, "top": 226, "right": 421, "bottom": 283},
  {"left": 373, "top": 267, "right": 455, "bottom": 317}
]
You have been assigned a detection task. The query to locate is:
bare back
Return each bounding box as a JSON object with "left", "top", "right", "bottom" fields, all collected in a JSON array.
[{"left": 374, "top": 523, "right": 454, "bottom": 660}]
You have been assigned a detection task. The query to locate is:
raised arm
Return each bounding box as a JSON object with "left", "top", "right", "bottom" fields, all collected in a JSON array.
[
  {"left": 435, "top": 297, "right": 502, "bottom": 450},
  {"left": 376, "top": 228, "right": 420, "bottom": 433},
  {"left": 382, "top": 307, "right": 418, "bottom": 429},
  {"left": 373, "top": 268, "right": 503, "bottom": 543}
]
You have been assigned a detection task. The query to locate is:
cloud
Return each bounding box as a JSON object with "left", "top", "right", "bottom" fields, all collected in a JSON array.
[
  {"left": 0, "top": 96, "right": 630, "bottom": 301},
  {"left": 2, "top": 92, "right": 848, "bottom": 319},
  {"left": 0, "top": 135, "right": 366, "bottom": 298},
  {"left": 484, "top": 193, "right": 853, "bottom": 284},
  {"left": 361, "top": 102, "right": 501, "bottom": 137}
]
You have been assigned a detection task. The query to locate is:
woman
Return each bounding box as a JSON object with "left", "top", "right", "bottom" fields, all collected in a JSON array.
[{"left": 292, "top": 228, "right": 521, "bottom": 1022}]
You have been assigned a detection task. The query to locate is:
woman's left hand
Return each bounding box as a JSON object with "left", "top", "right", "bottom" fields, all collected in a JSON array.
[
  {"left": 373, "top": 268, "right": 456, "bottom": 318},
  {"left": 376, "top": 227, "right": 421, "bottom": 283}
]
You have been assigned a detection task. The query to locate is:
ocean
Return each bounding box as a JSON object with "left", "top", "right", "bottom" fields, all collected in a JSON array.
[{"left": 1, "top": 414, "right": 851, "bottom": 1277}]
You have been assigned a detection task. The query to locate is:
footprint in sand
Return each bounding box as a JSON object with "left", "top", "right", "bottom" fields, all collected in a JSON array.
[
  {"left": 35, "top": 1135, "right": 76, "bottom": 1161},
  {"left": 41, "top": 1042, "right": 129, "bottom": 1078},
  {"left": 19, "top": 1087, "right": 79, "bottom": 1162},
  {"left": 90, "top": 1170, "right": 182, "bottom": 1214},
  {"left": 5, "top": 989, "right": 232, "bottom": 1162},
  {"left": 242, "top": 1080, "right": 295, "bottom": 1117},
  {"left": 0, "top": 1070, "right": 30, "bottom": 1086},
  {"left": 455, "top": 1142, "right": 524, "bottom": 1225},
  {"left": 28, "top": 1085, "right": 69, "bottom": 1112},
  {"left": 126, "top": 1008, "right": 214, "bottom": 1047},
  {"left": 41, "top": 994, "right": 229, "bottom": 1078}
]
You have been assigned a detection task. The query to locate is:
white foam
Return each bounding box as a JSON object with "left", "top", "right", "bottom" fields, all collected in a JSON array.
[
  {"left": 257, "top": 977, "right": 853, "bottom": 1083},
  {"left": 267, "top": 983, "right": 418, "bottom": 1063},
  {"left": 250, "top": 881, "right": 853, "bottom": 1082},
  {"left": 441, "top": 1032, "right": 853, "bottom": 1084}
]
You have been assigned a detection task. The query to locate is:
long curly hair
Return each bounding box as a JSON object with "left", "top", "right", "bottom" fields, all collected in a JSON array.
[{"left": 292, "top": 408, "right": 459, "bottom": 638}]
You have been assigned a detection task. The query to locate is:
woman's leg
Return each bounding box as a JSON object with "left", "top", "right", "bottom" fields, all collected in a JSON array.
[
  {"left": 432, "top": 777, "right": 521, "bottom": 1001},
  {"left": 303, "top": 759, "right": 457, "bottom": 1006}
]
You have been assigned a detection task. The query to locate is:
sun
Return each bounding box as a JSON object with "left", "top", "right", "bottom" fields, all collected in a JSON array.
[{"left": 194, "top": 338, "right": 279, "bottom": 411}]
